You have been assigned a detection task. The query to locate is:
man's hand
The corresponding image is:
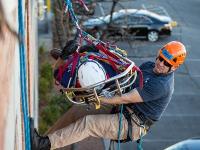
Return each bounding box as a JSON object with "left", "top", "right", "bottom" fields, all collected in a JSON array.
[{"left": 100, "top": 89, "right": 143, "bottom": 105}]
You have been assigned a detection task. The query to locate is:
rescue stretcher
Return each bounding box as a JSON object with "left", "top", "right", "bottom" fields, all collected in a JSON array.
[{"left": 60, "top": 39, "right": 143, "bottom": 109}]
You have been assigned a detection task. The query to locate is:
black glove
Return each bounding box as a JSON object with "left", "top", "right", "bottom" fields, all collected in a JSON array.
[{"left": 60, "top": 40, "right": 78, "bottom": 60}]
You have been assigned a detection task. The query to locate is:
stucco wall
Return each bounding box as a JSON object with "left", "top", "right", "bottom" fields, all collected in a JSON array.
[
  {"left": 0, "top": 0, "right": 38, "bottom": 149},
  {"left": 0, "top": 23, "right": 19, "bottom": 150}
]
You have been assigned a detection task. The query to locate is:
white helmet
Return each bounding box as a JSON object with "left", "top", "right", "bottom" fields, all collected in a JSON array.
[{"left": 78, "top": 60, "right": 106, "bottom": 90}]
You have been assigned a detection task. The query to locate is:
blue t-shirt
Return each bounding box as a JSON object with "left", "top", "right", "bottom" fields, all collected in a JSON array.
[{"left": 127, "top": 61, "right": 174, "bottom": 121}]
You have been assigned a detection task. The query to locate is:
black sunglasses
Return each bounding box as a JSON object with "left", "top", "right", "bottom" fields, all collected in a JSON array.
[{"left": 157, "top": 56, "right": 172, "bottom": 67}]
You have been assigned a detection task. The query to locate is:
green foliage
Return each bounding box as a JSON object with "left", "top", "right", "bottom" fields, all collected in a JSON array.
[
  {"left": 39, "top": 63, "right": 53, "bottom": 101},
  {"left": 39, "top": 44, "right": 45, "bottom": 55},
  {"left": 40, "top": 63, "right": 53, "bottom": 88},
  {"left": 39, "top": 77, "right": 49, "bottom": 97}
]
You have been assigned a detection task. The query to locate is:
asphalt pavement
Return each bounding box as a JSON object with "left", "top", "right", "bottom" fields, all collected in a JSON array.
[{"left": 96, "top": 0, "right": 200, "bottom": 149}]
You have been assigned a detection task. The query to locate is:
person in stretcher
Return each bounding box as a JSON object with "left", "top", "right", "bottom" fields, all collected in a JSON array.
[{"left": 51, "top": 40, "right": 125, "bottom": 91}]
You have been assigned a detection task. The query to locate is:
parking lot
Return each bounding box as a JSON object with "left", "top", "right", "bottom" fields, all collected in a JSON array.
[{"left": 96, "top": 0, "right": 200, "bottom": 149}]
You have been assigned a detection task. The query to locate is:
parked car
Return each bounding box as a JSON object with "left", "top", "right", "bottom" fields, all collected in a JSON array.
[
  {"left": 164, "top": 137, "right": 200, "bottom": 150},
  {"left": 82, "top": 9, "right": 177, "bottom": 42}
]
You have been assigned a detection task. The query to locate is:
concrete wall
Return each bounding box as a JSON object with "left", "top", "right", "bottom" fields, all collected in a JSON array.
[{"left": 0, "top": 0, "right": 38, "bottom": 149}]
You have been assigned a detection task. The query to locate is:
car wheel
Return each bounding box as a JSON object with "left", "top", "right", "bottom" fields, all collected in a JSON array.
[{"left": 147, "top": 30, "right": 159, "bottom": 42}]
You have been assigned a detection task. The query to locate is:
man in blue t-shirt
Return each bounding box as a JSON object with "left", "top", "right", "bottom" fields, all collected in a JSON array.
[{"left": 31, "top": 41, "right": 187, "bottom": 150}]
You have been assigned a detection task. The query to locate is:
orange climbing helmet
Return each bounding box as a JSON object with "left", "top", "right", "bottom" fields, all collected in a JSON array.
[{"left": 158, "top": 41, "right": 187, "bottom": 68}]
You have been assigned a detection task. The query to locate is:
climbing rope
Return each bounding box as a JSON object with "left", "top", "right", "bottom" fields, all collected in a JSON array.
[
  {"left": 18, "top": 0, "right": 31, "bottom": 149},
  {"left": 64, "top": 0, "right": 81, "bottom": 32},
  {"left": 137, "top": 133, "right": 144, "bottom": 150}
]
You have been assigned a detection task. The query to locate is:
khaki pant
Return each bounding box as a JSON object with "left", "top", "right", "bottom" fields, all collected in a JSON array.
[{"left": 48, "top": 113, "right": 146, "bottom": 149}]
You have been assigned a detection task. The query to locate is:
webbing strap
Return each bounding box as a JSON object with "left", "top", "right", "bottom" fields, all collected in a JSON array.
[
  {"left": 70, "top": 52, "right": 80, "bottom": 77},
  {"left": 96, "top": 43, "right": 120, "bottom": 60},
  {"left": 82, "top": 31, "right": 99, "bottom": 45},
  {"left": 123, "top": 111, "right": 133, "bottom": 142},
  {"left": 93, "top": 43, "right": 129, "bottom": 72},
  {"left": 77, "top": 0, "right": 89, "bottom": 11},
  {"left": 56, "top": 52, "right": 80, "bottom": 86},
  {"left": 132, "top": 66, "right": 143, "bottom": 89},
  {"left": 56, "top": 59, "right": 73, "bottom": 81},
  {"left": 88, "top": 55, "right": 120, "bottom": 73},
  {"left": 79, "top": 50, "right": 128, "bottom": 73}
]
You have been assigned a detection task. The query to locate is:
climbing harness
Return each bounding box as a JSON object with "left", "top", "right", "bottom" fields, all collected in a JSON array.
[
  {"left": 76, "top": 0, "right": 89, "bottom": 11},
  {"left": 108, "top": 104, "right": 154, "bottom": 150}
]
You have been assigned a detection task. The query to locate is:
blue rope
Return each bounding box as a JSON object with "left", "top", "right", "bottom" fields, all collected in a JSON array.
[
  {"left": 64, "top": 0, "right": 83, "bottom": 44},
  {"left": 137, "top": 133, "right": 143, "bottom": 150},
  {"left": 65, "top": 0, "right": 80, "bottom": 28},
  {"left": 117, "top": 104, "right": 124, "bottom": 150},
  {"left": 18, "top": 0, "right": 31, "bottom": 149}
]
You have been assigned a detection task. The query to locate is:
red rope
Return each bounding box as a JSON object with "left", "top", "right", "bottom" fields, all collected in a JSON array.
[
  {"left": 133, "top": 66, "right": 143, "bottom": 89},
  {"left": 56, "top": 59, "right": 73, "bottom": 81},
  {"left": 70, "top": 52, "right": 79, "bottom": 77}
]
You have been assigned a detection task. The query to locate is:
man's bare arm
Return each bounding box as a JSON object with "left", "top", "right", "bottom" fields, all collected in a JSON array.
[{"left": 100, "top": 89, "right": 143, "bottom": 105}]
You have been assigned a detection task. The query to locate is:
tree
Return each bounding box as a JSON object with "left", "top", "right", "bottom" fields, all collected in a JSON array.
[{"left": 52, "top": 0, "right": 72, "bottom": 48}]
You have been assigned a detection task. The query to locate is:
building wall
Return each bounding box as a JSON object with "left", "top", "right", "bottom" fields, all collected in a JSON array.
[{"left": 0, "top": 0, "right": 38, "bottom": 149}]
